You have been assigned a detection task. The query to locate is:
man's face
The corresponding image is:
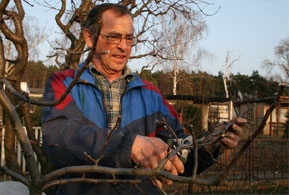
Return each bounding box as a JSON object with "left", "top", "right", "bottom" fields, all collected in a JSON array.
[{"left": 93, "top": 10, "right": 133, "bottom": 77}]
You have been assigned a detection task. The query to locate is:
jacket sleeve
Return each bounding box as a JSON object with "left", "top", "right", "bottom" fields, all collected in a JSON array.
[
  {"left": 41, "top": 75, "right": 137, "bottom": 169},
  {"left": 155, "top": 99, "right": 218, "bottom": 175}
]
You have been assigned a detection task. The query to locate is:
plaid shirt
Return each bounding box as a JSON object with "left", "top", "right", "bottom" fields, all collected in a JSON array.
[{"left": 89, "top": 63, "right": 134, "bottom": 129}]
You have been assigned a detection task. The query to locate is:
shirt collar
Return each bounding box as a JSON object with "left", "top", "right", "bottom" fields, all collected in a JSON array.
[{"left": 89, "top": 63, "right": 134, "bottom": 83}]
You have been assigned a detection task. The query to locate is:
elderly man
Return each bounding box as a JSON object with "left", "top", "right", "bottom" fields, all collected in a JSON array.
[{"left": 42, "top": 3, "right": 245, "bottom": 194}]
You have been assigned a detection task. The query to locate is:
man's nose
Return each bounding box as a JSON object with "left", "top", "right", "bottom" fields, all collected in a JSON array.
[{"left": 117, "top": 38, "right": 129, "bottom": 50}]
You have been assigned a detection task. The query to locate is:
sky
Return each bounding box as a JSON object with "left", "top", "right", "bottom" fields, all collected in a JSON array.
[
  {"left": 22, "top": 0, "right": 289, "bottom": 77},
  {"left": 197, "top": 0, "right": 289, "bottom": 77}
]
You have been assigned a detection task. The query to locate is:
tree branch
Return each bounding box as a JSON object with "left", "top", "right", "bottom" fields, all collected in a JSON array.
[
  {"left": 43, "top": 177, "right": 142, "bottom": 191},
  {"left": 0, "top": 36, "right": 5, "bottom": 78},
  {"left": 42, "top": 164, "right": 218, "bottom": 187},
  {"left": 0, "top": 87, "right": 40, "bottom": 182},
  {"left": 0, "top": 166, "right": 30, "bottom": 186}
]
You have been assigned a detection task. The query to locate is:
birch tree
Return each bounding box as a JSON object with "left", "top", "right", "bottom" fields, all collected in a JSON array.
[{"left": 156, "top": 12, "right": 207, "bottom": 95}]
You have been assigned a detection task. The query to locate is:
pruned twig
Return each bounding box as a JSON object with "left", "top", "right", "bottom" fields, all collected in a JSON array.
[
  {"left": 94, "top": 115, "right": 121, "bottom": 165},
  {"left": 152, "top": 177, "right": 167, "bottom": 195},
  {"left": 192, "top": 132, "right": 198, "bottom": 179}
]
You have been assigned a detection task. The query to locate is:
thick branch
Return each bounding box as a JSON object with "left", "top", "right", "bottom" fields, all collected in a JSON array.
[
  {"left": 0, "top": 0, "right": 9, "bottom": 12},
  {"left": 0, "top": 87, "right": 40, "bottom": 183},
  {"left": 55, "top": 0, "right": 67, "bottom": 38},
  {"left": 1, "top": 26, "right": 99, "bottom": 106},
  {"left": 0, "top": 12, "right": 24, "bottom": 44},
  {"left": 43, "top": 178, "right": 142, "bottom": 191},
  {"left": 21, "top": 103, "right": 54, "bottom": 174},
  {"left": 0, "top": 36, "right": 5, "bottom": 78},
  {"left": 42, "top": 164, "right": 217, "bottom": 187},
  {"left": 4, "top": 117, "right": 24, "bottom": 177},
  {"left": 0, "top": 166, "right": 30, "bottom": 186}
]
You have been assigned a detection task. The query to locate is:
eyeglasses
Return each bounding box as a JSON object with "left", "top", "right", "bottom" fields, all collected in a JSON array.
[{"left": 100, "top": 33, "right": 135, "bottom": 46}]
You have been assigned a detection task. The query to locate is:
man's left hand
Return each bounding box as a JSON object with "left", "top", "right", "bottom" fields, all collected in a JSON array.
[{"left": 212, "top": 117, "right": 247, "bottom": 149}]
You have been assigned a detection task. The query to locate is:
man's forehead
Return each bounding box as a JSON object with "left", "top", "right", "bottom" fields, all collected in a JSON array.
[
  {"left": 101, "top": 10, "right": 133, "bottom": 34},
  {"left": 102, "top": 10, "right": 133, "bottom": 24}
]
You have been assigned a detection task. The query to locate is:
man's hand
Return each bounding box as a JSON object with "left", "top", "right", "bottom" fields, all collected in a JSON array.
[
  {"left": 131, "top": 135, "right": 184, "bottom": 187},
  {"left": 213, "top": 117, "right": 247, "bottom": 149}
]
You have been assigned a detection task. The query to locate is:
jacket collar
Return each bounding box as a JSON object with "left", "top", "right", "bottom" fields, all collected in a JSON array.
[
  {"left": 127, "top": 74, "right": 146, "bottom": 89},
  {"left": 74, "top": 62, "right": 95, "bottom": 85}
]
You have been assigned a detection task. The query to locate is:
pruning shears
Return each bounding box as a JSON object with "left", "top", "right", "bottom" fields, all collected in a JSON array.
[{"left": 168, "top": 136, "right": 193, "bottom": 164}]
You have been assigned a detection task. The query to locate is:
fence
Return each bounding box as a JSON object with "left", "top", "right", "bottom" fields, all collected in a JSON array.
[
  {"left": 173, "top": 138, "right": 289, "bottom": 194},
  {"left": 0, "top": 126, "right": 42, "bottom": 180},
  {"left": 203, "top": 139, "right": 289, "bottom": 181}
]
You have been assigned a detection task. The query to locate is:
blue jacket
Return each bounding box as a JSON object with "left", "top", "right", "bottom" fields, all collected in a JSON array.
[{"left": 41, "top": 63, "right": 216, "bottom": 194}]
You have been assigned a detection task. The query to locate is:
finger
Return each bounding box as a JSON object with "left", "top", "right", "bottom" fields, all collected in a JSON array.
[
  {"left": 231, "top": 124, "right": 242, "bottom": 135},
  {"left": 221, "top": 138, "right": 237, "bottom": 148},
  {"left": 221, "top": 132, "right": 239, "bottom": 148},
  {"left": 151, "top": 177, "right": 163, "bottom": 188},
  {"left": 158, "top": 176, "right": 172, "bottom": 185},
  {"left": 169, "top": 154, "right": 184, "bottom": 174},
  {"left": 163, "top": 159, "right": 178, "bottom": 176},
  {"left": 235, "top": 117, "right": 247, "bottom": 125}
]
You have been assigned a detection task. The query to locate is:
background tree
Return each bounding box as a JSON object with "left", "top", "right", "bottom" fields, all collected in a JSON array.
[
  {"left": 141, "top": 69, "right": 281, "bottom": 98},
  {"left": 22, "top": 61, "right": 60, "bottom": 89},
  {"left": 2, "top": 14, "right": 47, "bottom": 76},
  {"left": 154, "top": 11, "right": 207, "bottom": 95},
  {"left": 33, "top": 0, "right": 217, "bottom": 70},
  {"left": 263, "top": 37, "right": 289, "bottom": 82},
  {"left": 222, "top": 50, "right": 240, "bottom": 98},
  {"left": 231, "top": 71, "right": 280, "bottom": 99}
]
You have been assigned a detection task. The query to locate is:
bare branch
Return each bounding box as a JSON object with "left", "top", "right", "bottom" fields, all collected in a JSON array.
[
  {"left": 0, "top": 36, "right": 5, "bottom": 78},
  {"left": 23, "top": 0, "right": 34, "bottom": 7},
  {"left": 21, "top": 103, "right": 54, "bottom": 174},
  {"left": 43, "top": 177, "right": 142, "bottom": 191},
  {"left": 151, "top": 177, "right": 167, "bottom": 195},
  {"left": 0, "top": 0, "right": 28, "bottom": 80},
  {"left": 42, "top": 164, "right": 218, "bottom": 187},
  {"left": 0, "top": 87, "right": 40, "bottom": 182},
  {"left": 0, "top": 166, "right": 30, "bottom": 186},
  {"left": 192, "top": 132, "right": 198, "bottom": 179},
  {"left": 0, "top": 30, "right": 98, "bottom": 106},
  {"left": 160, "top": 117, "right": 179, "bottom": 143},
  {"left": 94, "top": 116, "right": 121, "bottom": 165}
]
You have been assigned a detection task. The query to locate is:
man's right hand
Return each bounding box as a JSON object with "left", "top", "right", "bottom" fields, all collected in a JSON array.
[{"left": 131, "top": 135, "right": 184, "bottom": 187}]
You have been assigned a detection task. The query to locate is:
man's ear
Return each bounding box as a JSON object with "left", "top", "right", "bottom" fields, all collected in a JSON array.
[{"left": 83, "top": 29, "right": 93, "bottom": 48}]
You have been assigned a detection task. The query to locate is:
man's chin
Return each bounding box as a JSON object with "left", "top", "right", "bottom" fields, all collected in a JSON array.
[{"left": 111, "top": 63, "right": 126, "bottom": 71}]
